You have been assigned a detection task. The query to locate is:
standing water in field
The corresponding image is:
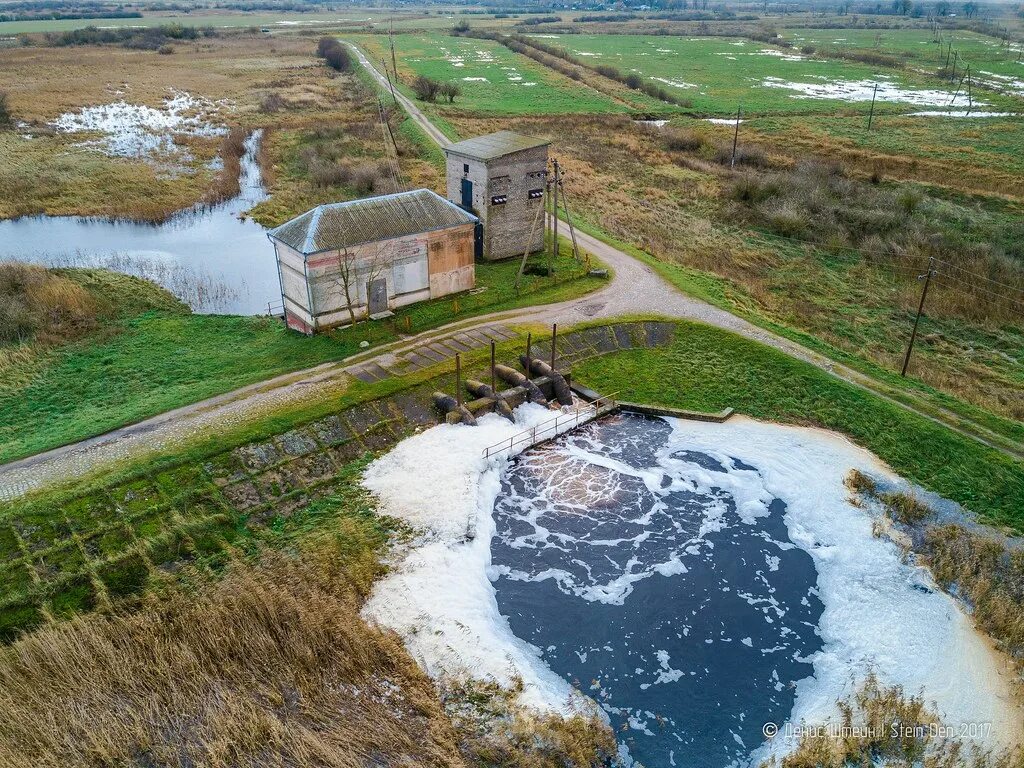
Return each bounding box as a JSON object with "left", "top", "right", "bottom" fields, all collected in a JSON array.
[{"left": 0, "top": 131, "right": 275, "bottom": 314}]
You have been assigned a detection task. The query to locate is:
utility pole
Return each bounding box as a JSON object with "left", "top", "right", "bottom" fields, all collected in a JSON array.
[
  {"left": 389, "top": 16, "right": 398, "bottom": 84},
  {"left": 966, "top": 66, "right": 972, "bottom": 114},
  {"left": 730, "top": 105, "right": 742, "bottom": 169},
  {"left": 901, "top": 257, "right": 937, "bottom": 377},
  {"left": 866, "top": 83, "right": 878, "bottom": 130},
  {"left": 381, "top": 58, "right": 398, "bottom": 106},
  {"left": 552, "top": 159, "right": 560, "bottom": 264}
]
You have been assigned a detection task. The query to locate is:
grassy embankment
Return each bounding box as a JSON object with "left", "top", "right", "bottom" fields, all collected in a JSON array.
[
  {"left": 0, "top": 245, "right": 603, "bottom": 464},
  {"left": 573, "top": 320, "right": 1024, "bottom": 530}
]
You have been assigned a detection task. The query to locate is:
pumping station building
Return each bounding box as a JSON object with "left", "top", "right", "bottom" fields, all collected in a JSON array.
[
  {"left": 267, "top": 189, "right": 478, "bottom": 334},
  {"left": 444, "top": 130, "right": 550, "bottom": 261}
]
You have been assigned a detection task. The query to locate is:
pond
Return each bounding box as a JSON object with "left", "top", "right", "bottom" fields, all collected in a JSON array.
[
  {"left": 0, "top": 131, "right": 277, "bottom": 315},
  {"left": 490, "top": 413, "right": 823, "bottom": 766}
]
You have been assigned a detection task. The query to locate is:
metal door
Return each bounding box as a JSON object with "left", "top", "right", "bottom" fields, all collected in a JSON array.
[
  {"left": 367, "top": 278, "right": 388, "bottom": 316},
  {"left": 461, "top": 178, "right": 473, "bottom": 210},
  {"left": 474, "top": 221, "right": 484, "bottom": 261}
]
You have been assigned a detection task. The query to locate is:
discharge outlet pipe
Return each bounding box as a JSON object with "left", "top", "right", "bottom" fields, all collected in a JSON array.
[
  {"left": 432, "top": 392, "right": 478, "bottom": 426},
  {"left": 519, "top": 356, "right": 573, "bottom": 406},
  {"left": 494, "top": 364, "right": 549, "bottom": 408},
  {"left": 465, "top": 379, "right": 516, "bottom": 422}
]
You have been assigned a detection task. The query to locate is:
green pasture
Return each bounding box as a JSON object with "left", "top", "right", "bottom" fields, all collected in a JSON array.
[
  {"left": 785, "top": 27, "right": 1024, "bottom": 88},
  {"left": 354, "top": 33, "right": 630, "bottom": 114},
  {"left": 533, "top": 33, "right": 1019, "bottom": 115}
]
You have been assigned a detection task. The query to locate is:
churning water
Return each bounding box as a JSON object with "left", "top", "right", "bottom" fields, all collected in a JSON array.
[
  {"left": 490, "top": 413, "right": 823, "bottom": 767},
  {"left": 0, "top": 131, "right": 276, "bottom": 315}
]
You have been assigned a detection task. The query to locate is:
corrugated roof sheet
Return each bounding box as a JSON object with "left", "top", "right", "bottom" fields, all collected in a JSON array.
[
  {"left": 267, "top": 189, "right": 477, "bottom": 256},
  {"left": 443, "top": 130, "right": 550, "bottom": 162}
]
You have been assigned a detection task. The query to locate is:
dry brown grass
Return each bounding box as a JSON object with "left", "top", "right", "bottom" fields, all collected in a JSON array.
[
  {"left": 0, "top": 262, "right": 98, "bottom": 346},
  {"left": 762, "top": 674, "right": 1023, "bottom": 768},
  {"left": 0, "top": 543, "right": 467, "bottom": 768}
]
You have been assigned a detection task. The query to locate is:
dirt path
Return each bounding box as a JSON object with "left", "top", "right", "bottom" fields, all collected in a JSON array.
[{"left": 0, "top": 49, "right": 1018, "bottom": 500}]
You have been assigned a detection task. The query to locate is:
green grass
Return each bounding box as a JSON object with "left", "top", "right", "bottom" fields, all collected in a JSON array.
[
  {"left": 0, "top": 252, "right": 603, "bottom": 464},
  {"left": 565, "top": 218, "right": 1024, "bottom": 451},
  {"left": 535, "top": 33, "right": 1022, "bottom": 116},
  {"left": 573, "top": 320, "right": 1024, "bottom": 530},
  {"left": 352, "top": 33, "right": 631, "bottom": 114}
]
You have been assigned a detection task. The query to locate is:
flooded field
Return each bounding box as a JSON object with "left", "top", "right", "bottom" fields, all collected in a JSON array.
[{"left": 0, "top": 131, "right": 276, "bottom": 315}]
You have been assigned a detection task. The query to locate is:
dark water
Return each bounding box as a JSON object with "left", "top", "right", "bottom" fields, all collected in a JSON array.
[
  {"left": 490, "top": 413, "right": 824, "bottom": 768},
  {"left": 0, "top": 131, "right": 276, "bottom": 315}
]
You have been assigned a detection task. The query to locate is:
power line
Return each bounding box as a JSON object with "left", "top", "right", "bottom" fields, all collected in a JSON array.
[{"left": 932, "top": 258, "right": 1024, "bottom": 298}]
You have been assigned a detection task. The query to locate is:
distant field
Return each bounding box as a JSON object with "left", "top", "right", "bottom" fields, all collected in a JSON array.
[
  {"left": 784, "top": 27, "right": 1024, "bottom": 90},
  {"left": 530, "top": 33, "right": 1021, "bottom": 116},
  {"left": 353, "top": 33, "right": 632, "bottom": 114},
  {"left": 0, "top": 9, "right": 516, "bottom": 35}
]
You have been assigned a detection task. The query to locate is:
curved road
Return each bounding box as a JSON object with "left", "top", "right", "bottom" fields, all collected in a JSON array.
[{"left": 0, "top": 49, "right": 1017, "bottom": 500}]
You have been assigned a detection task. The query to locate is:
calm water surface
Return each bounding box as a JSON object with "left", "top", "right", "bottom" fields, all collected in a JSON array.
[{"left": 0, "top": 131, "right": 277, "bottom": 315}]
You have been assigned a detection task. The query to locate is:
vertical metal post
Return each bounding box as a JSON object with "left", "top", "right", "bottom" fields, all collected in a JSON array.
[
  {"left": 525, "top": 332, "right": 532, "bottom": 378},
  {"left": 490, "top": 340, "right": 496, "bottom": 394},
  {"left": 901, "top": 258, "right": 936, "bottom": 377},
  {"left": 455, "top": 353, "right": 462, "bottom": 408},
  {"left": 866, "top": 83, "right": 878, "bottom": 130},
  {"left": 730, "top": 105, "right": 742, "bottom": 169},
  {"left": 550, "top": 323, "right": 557, "bottom": 372}
]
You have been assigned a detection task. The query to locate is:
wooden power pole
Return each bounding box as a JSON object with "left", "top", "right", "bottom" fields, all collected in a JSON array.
[
  {"left": 866, "top": 83, "right": 878, "bottom": 130},
  {"left": 901, "top": 257, "right": 937, "bottom": 377},
  {"left": 552, "top": 159, "right": 560, "bottom": 264},
  {"left": 730, "top": 105, "right": 742, "bottom": 169}
]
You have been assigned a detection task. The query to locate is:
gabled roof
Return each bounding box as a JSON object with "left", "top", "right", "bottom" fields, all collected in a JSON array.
[
  {"left": 443, "top": 130, "right": 550, "bottom": 162},
  {"left": 267, "top": 189, "right": 477, "bottom": 256}
]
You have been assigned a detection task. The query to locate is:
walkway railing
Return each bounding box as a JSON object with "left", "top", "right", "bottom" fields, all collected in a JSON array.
[{"left": 482, "top": 393, "right": 618, "bottom": 459}]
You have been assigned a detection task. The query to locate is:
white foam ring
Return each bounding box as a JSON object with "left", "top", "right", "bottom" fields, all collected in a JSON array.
[{"left": 362, "top": 410, "right": 1022, "bottom": 758}]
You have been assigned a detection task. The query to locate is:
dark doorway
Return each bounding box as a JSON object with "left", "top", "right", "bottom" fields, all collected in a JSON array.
[
  {"left": 474, "top": 222, "right": 484, "bottom": 261},
  {"left": 461, "top": 178, "right": 474, "bottom": 211},
  {"left": 367, "top": 278, "right": 388, "bottom": 316}
]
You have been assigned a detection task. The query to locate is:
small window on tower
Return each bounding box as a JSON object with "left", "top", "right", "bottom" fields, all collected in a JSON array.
[
  {"left": 528, "top": 188, "right": 543, "bottom": 200},
  {"left": 490, "top": 195, "right": 508, "bottom": 206}
]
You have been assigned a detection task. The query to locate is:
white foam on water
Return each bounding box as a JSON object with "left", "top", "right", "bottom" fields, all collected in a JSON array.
[
  {"left": 362, "top": 404, "right": 604, "bottom": 714},
  {"left": 705, "top": 118, "right": 745, "bottom": 125},
  {"left": 661, "top": 417, "right": 1023, "bottom": 760},
  {"left": 362, "top": 408, "right": 1022, "bottom": 758}
]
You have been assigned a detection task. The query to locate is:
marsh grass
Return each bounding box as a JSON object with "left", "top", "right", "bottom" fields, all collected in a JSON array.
[
  {"left": 847, "top": 474, "right": 1024, "bottom": 675},
  {"left": 0, "top": 539, "right": 469, "bottom": 768},
  {"left": 761, "top": 674, "right": 1022, "bottom": 768}
]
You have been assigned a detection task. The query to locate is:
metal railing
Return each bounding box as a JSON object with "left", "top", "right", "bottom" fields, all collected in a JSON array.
[
  {"left": 482, "top": 393, "right": 618, "bottom": 459},
  {"left": 265, "top": 300, "right": 284, "bottom": 316}
]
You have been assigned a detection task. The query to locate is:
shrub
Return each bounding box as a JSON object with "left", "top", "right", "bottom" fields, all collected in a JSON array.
[
  {"left": 453, "top": 19, "right": 470, "bottom": 33},
  {"left": 157, "top": 43, "right": 174, "bottom": 55},
  {"left": 412, "top": 75, "right": 442, "bottom": 102},
  {"left": 0, "top": 92, "right": 11, "bottom": 130},
  {"left": 316, "top": 36, "right": 352, "bottom": 72},
  {"left": 0, "top": 264, "right": 99, "bottom": 346},
  {"left": 800, "top": 44, "right": 816, "bottom": 55},
  {"left": 438, "top": 81, "right": 462, "bottom": 104},
  {"left": 259, "top": 92, "right": 285, "bottom": 114},
  {"left": 665, "top": 128, "right": 705, "bottom": 152}
]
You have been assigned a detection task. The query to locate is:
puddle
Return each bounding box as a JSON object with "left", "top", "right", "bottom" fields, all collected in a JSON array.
[
  {"left": 0, "top": 131, "right": 274, "bottom": 315},
  {"left": 761, "top": 76, "right": 972, "bottom": 106},
  {"left": 907, "top": 110, "right": 1018, "bottom": 117},
  {"left": 53, "top": 90, "right": 227, "bottom": 161},
  {"left": 650, "top": 76, "right": 697, "bottom": 89}
]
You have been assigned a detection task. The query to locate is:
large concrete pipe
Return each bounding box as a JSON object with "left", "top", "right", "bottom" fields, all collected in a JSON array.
[
  {"left": 493, "top": 364, "right": 549, "bottom": 408},
  {"left": 465, "top": 379, "right": 515, "bottom": 422},
  {"left": 432, "top": 392, "right": 477, "bottom": 426},
  {"left": 519, "top": 356, "right": 573, "bottom": 406}
]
